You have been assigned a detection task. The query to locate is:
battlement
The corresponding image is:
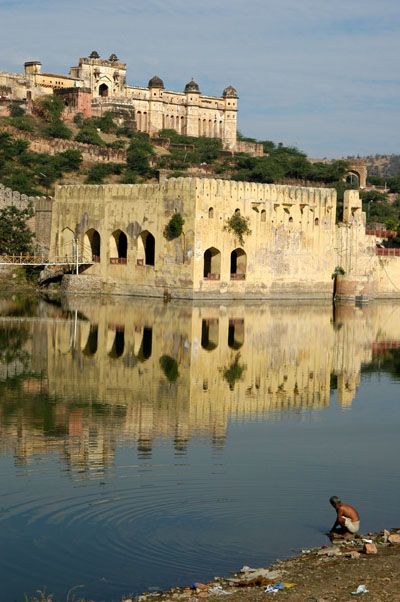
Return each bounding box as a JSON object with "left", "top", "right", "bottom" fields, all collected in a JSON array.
[{"left": 55, "top": 178, "right": 336, "bottom": 209}]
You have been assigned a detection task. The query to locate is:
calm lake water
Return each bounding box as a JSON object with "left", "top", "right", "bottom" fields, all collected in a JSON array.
[{"left": 0, "top": 294, "right": 400, "bottom": 602}]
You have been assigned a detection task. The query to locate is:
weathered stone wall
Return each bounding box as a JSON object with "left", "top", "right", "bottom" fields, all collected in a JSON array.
[
  {"left": 235, "top": 140, "right": 264, "bottom": 156},
  {"left": 335, "top": 190, "right": 400, "bottom": 299},
  {"left": 0, "top": 123, "right": 126, "bottom": 163},
  {"left": 50, "top": 178, "right": 339, "bottom": 299},
  {"left": 0, "top": 184, "right": 53, "bottom": 252},
  {"left": 193, "top": 179, "right": 337, "bottom": 299},
  {"left": 50, "top": 180, "right": 198, "bottom": 297}
]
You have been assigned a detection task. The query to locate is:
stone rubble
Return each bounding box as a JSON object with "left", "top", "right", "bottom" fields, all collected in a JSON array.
[{"left": 128, "top": 529, "right": 400, "bottom": 602}]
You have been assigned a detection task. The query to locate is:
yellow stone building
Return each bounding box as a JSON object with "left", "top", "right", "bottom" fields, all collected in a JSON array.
[
  {"left": 1, "top": 51, "right": 239, "bottom": 150},
  {"left": 69, "top": 51, "right": 238, "bottom": 149},
  {"left": 50, "top": 177, "right": 400, "bottom": 300}
]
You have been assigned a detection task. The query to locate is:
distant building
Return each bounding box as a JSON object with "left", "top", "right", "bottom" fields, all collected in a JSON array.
[{"left": 1, "top": 51, "right": 252, "bottom": 152}]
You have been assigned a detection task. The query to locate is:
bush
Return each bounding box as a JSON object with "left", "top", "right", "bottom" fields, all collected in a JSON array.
[
  {"left": 126, "top": 146, "right": 152, "bottom": 175},
  {"left": 73, "top": 112, "right": 85, "bottom": 127},
  {"left": 0, "top": 203, "right": 35, "bottom": 254},
  {"left": 34, "top": 95, "right": 65, "bottom": 121},
  {"left": 159, "top": 355, "right": 179, "bottom": 382},
  {"left": 85, "top": 163, "right": 124, "bottom": 184},
  {"left": 43, "top": 118, "right": 72, "bottom": 140},
  {"left": 120, "top": 170, "right": 137, "bottom": 184},
  {"left": 75, "top": 127, "right": 105, "bottom": 146},
  {"left": 222, "top": 353, "right": 246, "bottom": 390},
  {"left": 55, "top": 150, "right": 82, "bottom": 172},
  {"left": 108, "top": 139, "right": 126, "bottom": 150},
  {"left": 164, "top": 213, "right": 184, "bottom": 240},
  {"left": 9, "top": 115, "right": 36, "bottom": 133},
  {"left": 224, "top": 212, "right": 252, "bottom": 245},
  {"left": 9, "top": 103, "right": 25, "bottom": 118},
  {"left": 94, "top": 111, "right": 117, "bottom": 133}
]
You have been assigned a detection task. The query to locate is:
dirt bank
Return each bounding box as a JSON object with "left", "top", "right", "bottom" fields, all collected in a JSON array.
[{"left": 132, "top": 530, "right": 400, "bottom": 602}]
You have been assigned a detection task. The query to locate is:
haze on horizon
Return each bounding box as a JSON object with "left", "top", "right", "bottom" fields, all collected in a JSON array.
[{"left": 0, "top": 0, "right": 399, "bottom": 158}]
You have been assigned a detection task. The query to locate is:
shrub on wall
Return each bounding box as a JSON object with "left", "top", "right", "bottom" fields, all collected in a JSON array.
[
  {"left": 159, "top": 355, "right": 179, "bottom": 382},
  {"left": 164, "top": 213, "right": 184, "bottom": 240},
  {"left": 222, "top": 353, "right": 246, "bottom": 391},
  {"left": 224, "top": 212, "right": 251, "bottom": 245}
]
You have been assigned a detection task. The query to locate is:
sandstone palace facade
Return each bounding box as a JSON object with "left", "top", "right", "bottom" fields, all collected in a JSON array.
[{"left": 0, "top": 51, "right": 239, "bottom": 150}]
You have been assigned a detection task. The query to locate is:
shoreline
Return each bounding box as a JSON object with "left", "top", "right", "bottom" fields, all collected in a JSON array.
[{"left": 129, "top": 529, "right": 400, "bottom": 602}]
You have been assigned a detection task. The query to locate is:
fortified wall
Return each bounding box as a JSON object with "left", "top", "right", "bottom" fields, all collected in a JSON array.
[
  {"left": 0, "top": 184, "right": 52, "bottom": 252},
  {"left": 50, "top": 178, "right": 400, "bottom": 300},
  {"left": 51, "top": 178, "right": 339, "bottom": 300}
]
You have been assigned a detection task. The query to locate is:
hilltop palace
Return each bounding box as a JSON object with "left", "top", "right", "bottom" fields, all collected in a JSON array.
[
  {"left": 0, "top": 51, "right": 242, "bottom": 151},
  {"left": 0, "top": 52, "right": 396, "bottom": 302}
]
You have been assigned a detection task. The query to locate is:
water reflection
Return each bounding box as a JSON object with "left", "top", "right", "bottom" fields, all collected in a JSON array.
[{"left": 1, "top": 297, "right": 400, "bottom": 474}]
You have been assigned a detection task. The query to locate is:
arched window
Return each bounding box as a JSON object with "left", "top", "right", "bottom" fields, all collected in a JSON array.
[
  {"left": 137, "top": 327, "right": 152, "bottom": 361},
  {"left": 107, "top": 327, "right": 125, "bottom": 358},
  {"left": 208, "top": 207, "right": 214, "bottom": 219},
  {"left": 261, "top": 210, "right": 266, "bottom": 222},
  {"left": 60, "top": 227, "right": 75, "bottom": 259},
  {"left": 99, "top": 83, "right": 109, "bottom": 97},
  {"left": 315, "top": 217, "right": 319, "bottom": 226},
  {"left": 228, "top": 319, "right": 244, "bottom": 350},
  {"left": 83, "top": 229, "right": 101, "bottom": 262},
  {"left": 109, "top": 229, "right": 128, "bottom": 264},
  {"left": 289, "top": 217, "right": 293, "bottom": 223},
  {"left": 235, "top": 208, "right": 240, "bottom": 215},
  {"left": 230, "top": 248, "right": 247, "bottom": 280},
  {"left": 203, "top": 247, "right": 221, "bottom": 279},
  {"left": 82, "top": 324, "right": 98, "bottom": 356},
  {"left": 137, "top": 231, "right": 155, "bottom": 266},
  {"left": 201, "top": 319, "right": 219, "bottom": 351}
]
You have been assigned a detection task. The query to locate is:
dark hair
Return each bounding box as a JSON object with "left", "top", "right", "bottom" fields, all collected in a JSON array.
[{"left": 330, "top": 495, "right": 341, "bottom": 506}]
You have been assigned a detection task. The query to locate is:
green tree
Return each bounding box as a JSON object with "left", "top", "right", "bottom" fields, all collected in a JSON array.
[
  {"left": 0, "top": 203, "right": 35, "bottom": 255},
  {"left": 224, "top": 212, "right": 252, "bottom": 245},
  {"left": 55, "top": 150, "right": 82, "bottom": 172},
  {"left": 75, "top": 126, "right": 105, "bottom": 146},
  {"left": 9, "top": 103, "right": 25, "bottom": 118},
  {"left": 164, "top": 213, "right": 185, "bottom": 240},
  {"left": 34, "top": 95, "right": 65, "bottom": 122},
  {"left": 44, "top": 118, "right": 72, "bottom": 140}
]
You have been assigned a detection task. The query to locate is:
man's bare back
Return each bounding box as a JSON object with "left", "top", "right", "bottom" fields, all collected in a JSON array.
[{"left": 329, "top": 496, "right": 360, "bottom": 535}]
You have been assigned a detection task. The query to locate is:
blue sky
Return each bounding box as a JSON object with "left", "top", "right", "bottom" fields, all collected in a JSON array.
[{"left": 0, "top": 0, "right": 399, "bottom": 157}]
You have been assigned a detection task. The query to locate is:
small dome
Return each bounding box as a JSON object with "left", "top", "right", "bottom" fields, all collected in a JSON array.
[
  {"left": 89, "top": 50, "right": 100, "bottom": 59},
  {"left": 223, "top": 85, "right": 238, "bottom": 98},
  {"left": 184, "top": 79, "right": 200, "bottom": 94},
  {"left": 109, "top": 53, "right": 118, "bottom": 62},
  {"left": 148, "top": 75, "right": 164, "bottom": 89}
]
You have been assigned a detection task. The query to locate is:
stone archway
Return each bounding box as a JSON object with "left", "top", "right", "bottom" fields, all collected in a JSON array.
[
  {"left": 99, "top": 83, "right": 109, "bottom": 97},
  {"left": 345, "top": 161, "right": 367, "bottom": 189}
]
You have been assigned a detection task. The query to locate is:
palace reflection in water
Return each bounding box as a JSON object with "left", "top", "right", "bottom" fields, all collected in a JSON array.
[{"left": 1, "top": 296, "right": 400, "bottom": 476}]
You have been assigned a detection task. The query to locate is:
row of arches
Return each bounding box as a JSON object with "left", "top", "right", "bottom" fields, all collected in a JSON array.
[
  {"left": 199, "top": 118, "right": 223, "bottom": 138},
  {"left": 204, "top": 247, "right": 246, "bottom": 280},
  {"left": 163, "top": 114, "right": 185, "bottom": 133},
  {"left": 61, "top": 228, "right": 155, "bottom": 266},
  {"left": 201, "top": 318, "right": 244, "bottom": 351},
  {"left": 82, "top": 324, "right": 153, "bottom": 361},
  {"left": 136, "top": 111, "right": 148, "bottom": 132}
]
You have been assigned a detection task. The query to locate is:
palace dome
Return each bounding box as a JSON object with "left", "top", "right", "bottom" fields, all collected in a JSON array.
[
  {"left": 148, "top": 75, "right": 165, "bottom": 89},
  {"left": 223, "top": 85, "right": 238, "bottom": 98},
  {"left": 184, "top": 79, "right": 200, "bottom": 94}
]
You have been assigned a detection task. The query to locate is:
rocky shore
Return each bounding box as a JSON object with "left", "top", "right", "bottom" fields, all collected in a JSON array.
[{"left": 128, "top": 529, "right": 400, "bottom": 602}]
